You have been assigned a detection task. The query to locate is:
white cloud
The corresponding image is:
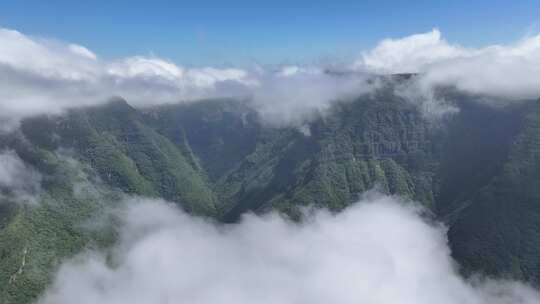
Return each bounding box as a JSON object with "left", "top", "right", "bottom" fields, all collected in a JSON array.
[
  {"left": 420, "top": 35, "right": 540, "bottom": 100},
  {"left": 0, "top": 28, "right": 377, "bottom": 130},
  {"left": 68, "top": 44, "right": 97, "bottom": 60},
  {"left": 0, "top": 28, "right": 99, "bottom": 80},
  {"left": 0, "top": 150, "right": 41, "bottom": 204},
  {"left": 356, "top": 29, "right": 470, "bottom": 74},
  {"left": 37, "top": 193, "right": 540, "bottom": 304},
  {"left": 249, "top": 66, "right": 375, "bottom": 127},
  {"left": 357, "top": 28, "right": 540, "bottom": 101},
  {"left": 4, "top": 26, "right": 540, "bottom": 129},
  {"left": 0, "top": 28, "right": 257, "bottom": 130}
]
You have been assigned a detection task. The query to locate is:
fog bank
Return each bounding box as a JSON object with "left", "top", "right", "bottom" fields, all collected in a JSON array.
[{"left": 37, "top": 193, "right": 540, "bottom": 304}]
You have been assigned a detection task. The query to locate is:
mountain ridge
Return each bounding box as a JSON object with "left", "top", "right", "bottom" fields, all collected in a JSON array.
[{"left": 1, "top": 91, "right": 540, "bottom": 303}]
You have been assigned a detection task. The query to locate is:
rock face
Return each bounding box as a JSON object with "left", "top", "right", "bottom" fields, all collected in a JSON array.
[{"left": 1, "top": 90, "right": 540, "bottom": 303}]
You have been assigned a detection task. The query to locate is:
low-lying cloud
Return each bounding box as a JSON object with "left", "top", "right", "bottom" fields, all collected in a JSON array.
[
  {"left": 0, "top": 150, "right": 42, "bottom": 204},
  {"left": 37, "top": 193, "right": 540, "bottom": 304},
  {"left": 249, "top": 67, "right": 374, "bottom": 127},
  {"left": 0, "top": 28, "right": 375, "bottom": 129},
  {"left": 0, "top": 28, "right": 256, "bottom": 129},
  {"left": 357, "top": 28, "right": 540, "bottom": 102},
  {"left": 3, "top": 26, "right": 540, "bottom": 129}
]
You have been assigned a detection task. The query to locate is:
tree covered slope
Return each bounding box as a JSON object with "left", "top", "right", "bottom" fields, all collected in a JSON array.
[{"left": 0, "top": 91, "right": 539, "bottom": 303}]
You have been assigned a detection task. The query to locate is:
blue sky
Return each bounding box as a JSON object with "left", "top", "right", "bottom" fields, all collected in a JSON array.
[{"left": 1, "top": 0, "right": 539, "bottom": 66}]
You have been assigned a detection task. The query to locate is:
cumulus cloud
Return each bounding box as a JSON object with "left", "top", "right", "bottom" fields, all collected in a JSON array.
[
  {"left": 357, "top": 28, "right": 540, "bottom": 102},
  {"left": 0, "top": 28, "right": 256, "bottom": 129},
  {"left": 4, "top": 26, "right": 540, "bottom": 128},
  {"left": 0, "top": 28, "right": 376, "bottom": 130},
  {"left": 37, "top": 193, "right": 539, "bottom": 304},
  {"left": 0, "top": 150, "right": 41, "bottom": 204},
  {"left": 356, "top": 29, "right": 470, "bottom": 74}
]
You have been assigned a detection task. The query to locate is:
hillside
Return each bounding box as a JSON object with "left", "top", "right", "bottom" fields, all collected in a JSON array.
[{"left": 0, "top": 89, "right": 539, "bottom": 303}]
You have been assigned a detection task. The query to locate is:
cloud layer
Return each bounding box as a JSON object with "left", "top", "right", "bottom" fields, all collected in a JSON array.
[
  {"left": 0, "top": 28, "right": 376, "bottom": 129},
  {"left": 3, "top": 26, "right": 540, "bottom": 129},
  {"left": 0, "top": 28, "right": 257, "bottom": 129},
  {"left": 357, "top": 28, "right": 540, "bottom": 100},
  {"left": 37, "top": 194, "right": 540, "bottom": 304},
  {"left": 357, "top": 29, "right": 469, "bottom": 74},
  {"left": 0, "top": 150, "right": 41, "bottom": 204},
  {"left": 248, "top": 67, "right": 373, "bottom": 127}
]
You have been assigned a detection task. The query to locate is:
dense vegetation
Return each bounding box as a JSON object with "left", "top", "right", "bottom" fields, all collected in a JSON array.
[{"left": 1, "top": 87, "right": 539, "bottom": 303}]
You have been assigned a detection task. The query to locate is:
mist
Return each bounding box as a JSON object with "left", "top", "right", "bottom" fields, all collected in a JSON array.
[
  {"left": 0, "top": 150, "right": 42, "bottom": 205},
  {"left": 0, "top": 28, "right": 376, "bottom": 130},
  {"left": 37, "top": 193, "right": 540, "bottom": 304},
  {"left": 356, "top": 29, "right": 540, "bottom": 116},
  {"left": 0, "top": 27, "right": 254, "bottom": 130},
  {"left": 0, "top": 28, "right": 540, "bottom": 130},
  {"left": 4, "top": 26, "right": 540, "bottom": 129},
  {"left": 248, "top": 66, "right": 375, "bottom": 127}
]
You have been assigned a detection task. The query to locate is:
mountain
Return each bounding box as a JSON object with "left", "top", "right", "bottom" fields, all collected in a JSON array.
[{"left": 0, "top": 87, "right": 540, "bottom": 303}]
